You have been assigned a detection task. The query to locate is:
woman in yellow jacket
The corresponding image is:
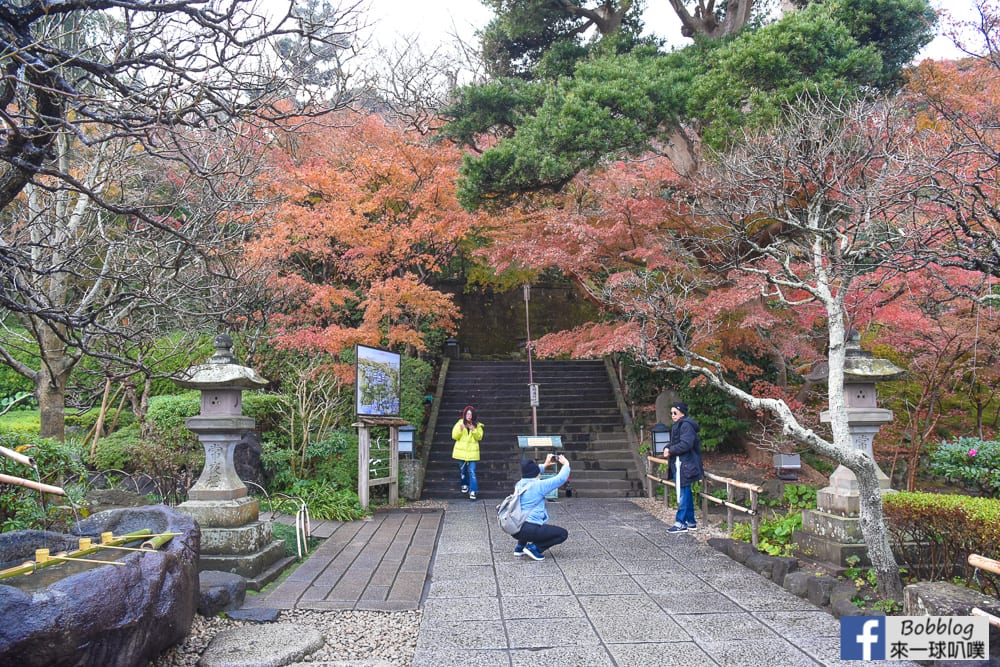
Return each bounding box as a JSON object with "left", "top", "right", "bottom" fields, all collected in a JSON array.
[{"left": 452, "top": 405, "right": 484, "bottom": 500}]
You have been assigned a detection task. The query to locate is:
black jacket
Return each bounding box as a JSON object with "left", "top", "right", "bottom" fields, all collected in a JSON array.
[{"left": 669, "top": 415, "right": 704, "bottom": 485}]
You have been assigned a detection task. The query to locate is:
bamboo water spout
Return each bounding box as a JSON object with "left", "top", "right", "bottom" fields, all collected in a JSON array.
[
  {"left": 0, "top": 445, "right": 33, "bottom": 467},
  {"left": 0, "top": 473, "right": 65, "bottom": 496}
]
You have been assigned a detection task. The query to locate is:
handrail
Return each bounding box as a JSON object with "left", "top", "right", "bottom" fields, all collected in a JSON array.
[
  {"left": 968, "top": 553, "right": 1000, "bottom": 576},
  {"left": 967, "top": 553, "right": 1000, "bottom": 629},
  {"left": 646, "top": 455, "right": 762, "bottom": 547}
]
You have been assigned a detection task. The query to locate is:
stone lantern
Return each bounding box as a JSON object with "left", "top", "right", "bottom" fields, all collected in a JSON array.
[
  {"left": 795, "top": 331, "right": 905, "bottom": 568},
  {"left": 173, "top": 334, "right": 291, "bottom": 589}
]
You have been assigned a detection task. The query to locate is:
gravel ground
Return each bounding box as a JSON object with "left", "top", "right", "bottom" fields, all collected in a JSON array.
[
  {"left": 150, "top": 498, "right": 729, "bottom": 666},
  {"left": 151, "top": 608, "right": 422, "bottom": 666},
  {"left": 630, "top": 496, "right": 732, "bottom": 542}
]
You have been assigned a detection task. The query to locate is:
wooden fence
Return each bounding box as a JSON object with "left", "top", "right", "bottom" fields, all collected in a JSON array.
[
  {"left": 646, "top": 455, "right": 763, "bottom": 547},
  {"left": 969, "top": 554, "right": 1000, "bottom": 629}
]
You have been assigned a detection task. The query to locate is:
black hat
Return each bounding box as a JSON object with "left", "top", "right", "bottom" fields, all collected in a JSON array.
[
  {"left": 521, "top": 458, "right": 540, "bottom": 478},
  {"left": 671, "top": 401, "right": 689, "bottom": 416}
]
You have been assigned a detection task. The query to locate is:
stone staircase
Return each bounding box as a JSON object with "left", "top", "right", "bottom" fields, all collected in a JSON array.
[{"left": 421, "top": 359, "right": 643, "bottom": 500}]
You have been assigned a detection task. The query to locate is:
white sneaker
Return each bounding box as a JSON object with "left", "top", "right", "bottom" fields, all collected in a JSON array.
[
  {"left": 461, "top": 485, "right": 469, "bottom": 493},
  {"left": 469, "top": 492, "right": 477, "bottom": 500}
]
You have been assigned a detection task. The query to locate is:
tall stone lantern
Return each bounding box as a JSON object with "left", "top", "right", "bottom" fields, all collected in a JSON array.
[
  {"left": 795, "top": 331, "right": 905, "bottom": 568},
  {"left": 173, "top": 334, "right": 290, "bottom": 589}
]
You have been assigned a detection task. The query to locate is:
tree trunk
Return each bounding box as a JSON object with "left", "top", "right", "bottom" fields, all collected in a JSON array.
[
  {"left": 34, "top": 324, "right": 78, "bottom": 442},
  {"left": 37, "top": 369, "right": 68, "bottom": 442},
  {"left": 850, "top": 452, "right": 904, "bottom": 600}
]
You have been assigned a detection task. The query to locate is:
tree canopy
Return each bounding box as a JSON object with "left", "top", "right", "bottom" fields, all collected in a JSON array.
[
  {"left": 446, "top": 0, "right": 936, "bottom": 210},
  {"left": 246, "top": 113, "right": 495, "bottom": 355}
]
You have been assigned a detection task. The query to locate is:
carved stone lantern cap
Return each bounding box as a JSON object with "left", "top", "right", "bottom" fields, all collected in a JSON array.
[
  {"left": 173, "top": 333, "right": 268, "bottom": 390},
  {"left": 805, "top": 330, "right": 905, "bottom": 383}
]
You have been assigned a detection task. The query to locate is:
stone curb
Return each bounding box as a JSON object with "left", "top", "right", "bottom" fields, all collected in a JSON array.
[{"left": 706, "top": 537, "right": 868, "bottom": 618}]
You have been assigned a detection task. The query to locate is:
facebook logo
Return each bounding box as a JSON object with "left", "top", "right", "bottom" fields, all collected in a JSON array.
[{"left": 841, "top": 616, "right": 886, "bottom": 660}]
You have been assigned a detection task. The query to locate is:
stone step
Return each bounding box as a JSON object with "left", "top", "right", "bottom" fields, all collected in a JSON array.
[{"left": 423, "top": 359, "right": 639, "bottom": 499}]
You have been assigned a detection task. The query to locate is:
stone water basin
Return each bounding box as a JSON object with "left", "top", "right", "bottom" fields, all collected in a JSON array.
[{"left": 0, "top": 505, "right": 200, "bottom": 667}]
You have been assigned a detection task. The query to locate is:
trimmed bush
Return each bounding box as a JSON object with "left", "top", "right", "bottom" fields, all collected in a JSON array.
[
  {"left": 0, "top": 410, "right": 40, "bottom": 436},
  {"left": 90, "top": 425, "right": 142, "bottom": 472},
  {"left": 883, "top": 491, "right": 1000, "bottom": 597}
]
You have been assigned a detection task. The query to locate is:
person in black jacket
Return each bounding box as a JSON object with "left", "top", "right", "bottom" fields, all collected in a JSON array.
[{"left": 665, "top": 401, "right": 704, "bottom": 533}]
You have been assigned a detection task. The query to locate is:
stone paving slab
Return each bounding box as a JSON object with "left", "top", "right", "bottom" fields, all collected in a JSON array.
[
  {"left": 248, "top": 499, "right": 924, "bottom": 666},
  {"left": 413, "top": 498, "right": 921, "bottom": 667}
]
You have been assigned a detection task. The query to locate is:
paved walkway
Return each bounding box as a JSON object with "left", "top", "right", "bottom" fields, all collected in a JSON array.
[{"left": 249, "top": 499, "right": 919, "bottom": 666}]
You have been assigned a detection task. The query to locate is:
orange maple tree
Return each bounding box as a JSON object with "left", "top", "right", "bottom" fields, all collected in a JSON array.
[{"left": 246, "top": 112, "right": 491, "bottom": 355}]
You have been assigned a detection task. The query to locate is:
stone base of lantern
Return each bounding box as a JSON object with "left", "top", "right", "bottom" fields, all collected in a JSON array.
[
  {"left": 179, "top": 498, "right": 295, "bottom": 590},
  {"left": 793, "top": 463, "right": 895, "bottom": 570},
  {"left": 795, "top": 509, "right": 870, "bottom": 569},
  {"left": 198, "top": 519, "right": 292, "bottom": 591},
  {"left": 177, "top": 496, "right": 259, "bottom": 528},
  {"left": 813, "top": 464, "right": 891, "bottom": 516},
  {"left": 198, "top": 536, "right": 292, "bottom": 591}
]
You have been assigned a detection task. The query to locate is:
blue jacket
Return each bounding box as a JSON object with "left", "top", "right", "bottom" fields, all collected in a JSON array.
[
  {"left": 514, "top": 463, "right": 570, "bottom": 525},
  {"left": 669, "top": 415, "right": 704, "bottom": 485}
]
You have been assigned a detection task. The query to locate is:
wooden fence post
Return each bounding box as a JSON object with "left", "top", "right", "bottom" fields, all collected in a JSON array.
[{"left": 357, "top": 424, "right": 370, "bottom": 509}]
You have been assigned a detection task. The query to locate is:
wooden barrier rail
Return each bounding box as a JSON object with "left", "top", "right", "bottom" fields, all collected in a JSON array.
[
  {"left": 968, "top": 553, "right": 1000, "bottom": 629},
  {"left": 646, "top": 456, "right": 763, "bottom": 547}
]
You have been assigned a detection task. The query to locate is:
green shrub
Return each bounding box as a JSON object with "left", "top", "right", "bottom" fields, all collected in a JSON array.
[
  {"left": 243, "top": 393, "right": 286, "bottom": 435},
  {"left": 732, "top": 510, "right": 802, "bottom": 557},
  {"left": 285, "top": 480, "right": 367, "bottom": 521},
  {"left": 400, "top": 356, "right": 433, "bottom": 427},
  {"left": 883, "top": 491, "right": 1000, "bottom": 596},
  {"left": 783, "top": 484, "right": 817, "bottom": 510},
  {"left": 145, "top": 392, "right": 200, "bottom": 442},
  {"left": 90, "top": 425, "right": 142, "bottom": 471},
  {"left": 311, "top": 430, "right": 359, "bottom": 490},
  {"left": 928, "top": 438, "right": 1000, "bottom": 498},
  {"left": 760, "top": 483, "right": 817, "bottom": 510},
  {"left": 0, "top": 410, "right": 40, "bottom": 436}
]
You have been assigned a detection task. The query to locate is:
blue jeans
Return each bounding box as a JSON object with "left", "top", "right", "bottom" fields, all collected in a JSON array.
[
  {"left": 458, "top": 461, "right": 478, "bottom": 493},
  {"left": 675, "top": 484, "right": 695, "bottom": 527}
]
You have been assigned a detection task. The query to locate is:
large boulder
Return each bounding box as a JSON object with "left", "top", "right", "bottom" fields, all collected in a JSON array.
[
  {"left": 235, "top": 429, "right": 264, "bottom": 488},
  {"left": 0, "top": 505, "right": 200, "bottom": 667}
]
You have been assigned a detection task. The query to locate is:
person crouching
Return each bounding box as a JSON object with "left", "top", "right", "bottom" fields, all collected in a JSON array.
[{"left": 512, "top": 453, "right": 570, "bottom": 561}]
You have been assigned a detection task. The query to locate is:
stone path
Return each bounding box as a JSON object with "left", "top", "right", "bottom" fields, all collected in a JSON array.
[
  {"left": 240, "top": 499, "right": 920, "bottom": 666},
  {"left": 413, "top": 498, "right": 918, "bottom": 667}
]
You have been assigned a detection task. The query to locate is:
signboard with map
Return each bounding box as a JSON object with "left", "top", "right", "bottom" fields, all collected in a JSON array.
[{"left": 355, "top": 344, "right": 401, "bottom": 417}]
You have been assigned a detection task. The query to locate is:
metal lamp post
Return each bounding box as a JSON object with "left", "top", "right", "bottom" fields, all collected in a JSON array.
[{"left": 524, "top": 284, "right": 538, "bottom": 436}]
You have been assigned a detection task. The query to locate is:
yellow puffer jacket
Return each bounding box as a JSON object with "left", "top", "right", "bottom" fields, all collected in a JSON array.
[{"left": 451, "top": 419, "right": 484, "bottom": 461}]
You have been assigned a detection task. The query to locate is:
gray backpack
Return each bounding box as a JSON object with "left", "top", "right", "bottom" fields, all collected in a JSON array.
[{"left": 496, "top": 485, "right": 529, "bottom": 535}]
